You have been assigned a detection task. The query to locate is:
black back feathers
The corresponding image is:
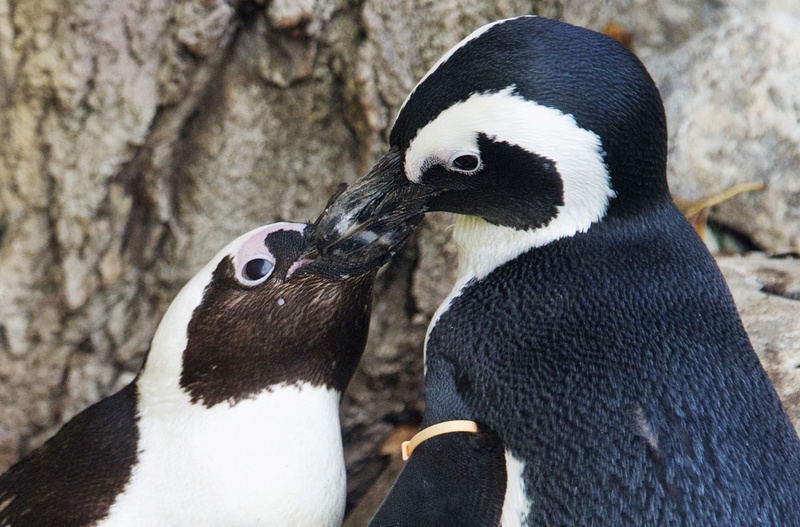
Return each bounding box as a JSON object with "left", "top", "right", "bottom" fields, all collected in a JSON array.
[{"left": 0, "top": 385, "right": 138, "bottom": 527}]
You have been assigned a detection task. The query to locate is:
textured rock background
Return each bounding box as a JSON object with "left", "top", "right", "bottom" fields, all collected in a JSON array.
[
  {"left": 718, "top": 254, "right": 800, "bottom": 427},
  {"left": 0, "top": 0, "right": 798, "bottom": 523},
  {"left": 648, "top": 8, "right": 800, "bottom": 253}
]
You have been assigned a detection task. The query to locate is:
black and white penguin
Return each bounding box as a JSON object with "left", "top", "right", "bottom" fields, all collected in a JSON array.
[
  {"left": 0, "top": 221, "right": 386, "bottom": 527},
  {"left": 314, "top": 16, "right": 800, "bottom": 526}
]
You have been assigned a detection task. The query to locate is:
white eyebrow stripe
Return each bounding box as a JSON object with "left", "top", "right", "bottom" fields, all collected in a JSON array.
[{"left": 404, "top": 87, "right": 614, "bottom": 280}]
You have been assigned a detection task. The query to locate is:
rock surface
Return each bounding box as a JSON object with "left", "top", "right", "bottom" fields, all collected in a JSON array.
[
  {"left": 647, "top": 8, "right": 800, "bottom": 253},
  {"left": 718, "top": 253, "right": 800, "bottom": 432}
]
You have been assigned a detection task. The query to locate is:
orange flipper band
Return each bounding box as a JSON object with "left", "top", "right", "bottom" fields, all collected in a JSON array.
[{"left": 401, "top": 420, "right": 480, "bottom": 460}]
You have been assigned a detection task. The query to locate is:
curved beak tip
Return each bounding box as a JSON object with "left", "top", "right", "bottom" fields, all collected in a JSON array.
[{"left": 304, "top": 148, "right": 432, "bottom": 276}]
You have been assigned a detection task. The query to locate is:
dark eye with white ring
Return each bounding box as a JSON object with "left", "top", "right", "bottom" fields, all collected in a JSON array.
[
  {"left": 240, "top": 257, "right": 275, "bottom": 286},
  {"left": 447, "top": 151, "right": 481, "bottom": 173}
]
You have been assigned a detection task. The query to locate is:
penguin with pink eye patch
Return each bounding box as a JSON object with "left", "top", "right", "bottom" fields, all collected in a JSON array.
[{"left": 0, "top": 221, "right": 393, "bottom": 527}]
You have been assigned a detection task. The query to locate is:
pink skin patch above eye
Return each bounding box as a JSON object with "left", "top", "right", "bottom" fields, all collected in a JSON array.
[{"left": 234, "top": 222, "right": 310, "bottom": 281}]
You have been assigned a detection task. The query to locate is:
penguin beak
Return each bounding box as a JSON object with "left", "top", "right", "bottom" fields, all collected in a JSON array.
[
  {"left": 284, "top": 256, "right": 314, "bottom": 281},
  {"left": 309, "top": 147, "right": 440, "bottom": 274}
]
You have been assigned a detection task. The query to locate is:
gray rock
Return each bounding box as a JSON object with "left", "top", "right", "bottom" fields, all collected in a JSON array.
[
  {"left": 717, "top": 253, "right": 800, "bottom": 432},
  {"left": 647, "top": 8, "right": 800, "bottom": 253}
]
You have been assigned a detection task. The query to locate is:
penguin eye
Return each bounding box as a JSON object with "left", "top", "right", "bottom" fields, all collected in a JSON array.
[
  {"left": 241, "top": 257, "right": 275, "bottom": 285},
  {"left": 447, "top": 151, "right": 481, "bottom": 173}
]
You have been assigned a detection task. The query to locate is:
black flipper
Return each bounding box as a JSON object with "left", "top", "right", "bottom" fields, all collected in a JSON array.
[
  {"left": 370, "top": 425, "right": 507, "bottom": 527},
  {"left": 0, "top": 383, "right": 139, "bottom": 527}
]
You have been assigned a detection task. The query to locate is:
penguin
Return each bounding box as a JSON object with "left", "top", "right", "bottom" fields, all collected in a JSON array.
[
  {"left": 313, "top": 16, "right": 800, "bottom": 526},
  {"left": 0, "top": 221, "right": 392, "bottom": 527}
]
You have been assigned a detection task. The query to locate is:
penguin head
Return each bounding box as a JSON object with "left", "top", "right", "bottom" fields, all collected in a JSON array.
[
  {"left": 139, "top": 222, "right": 376, "bottom": 408},
  {"left": 312, "top": 16, "right": 669, "bottom": 277}
]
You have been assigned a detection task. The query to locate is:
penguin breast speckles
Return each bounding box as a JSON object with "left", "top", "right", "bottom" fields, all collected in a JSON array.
[{"left": 98, "top": 383, "right": 345, "bottom": 527}]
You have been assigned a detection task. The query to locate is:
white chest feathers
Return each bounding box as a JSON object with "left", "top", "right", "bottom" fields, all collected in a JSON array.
[
  {"left": 500, "top": 451, "right": 532, "bottom": 527},
  {"left": 98, "top": 383, "right": 345, "bottom": 527}
]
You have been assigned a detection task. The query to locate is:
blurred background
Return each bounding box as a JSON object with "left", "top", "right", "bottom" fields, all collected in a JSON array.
[{"left": 0, "top": 1, "right": 798, "bottom": 524}]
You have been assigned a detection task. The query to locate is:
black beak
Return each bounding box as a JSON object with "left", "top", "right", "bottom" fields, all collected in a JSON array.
[{"left": 307, "top": 147, "right": 440, "bottom": 277}]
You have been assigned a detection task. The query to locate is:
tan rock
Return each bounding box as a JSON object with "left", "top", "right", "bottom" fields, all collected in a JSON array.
[{"left": 717, "top": 254, "right": 800, "bottom": 432}]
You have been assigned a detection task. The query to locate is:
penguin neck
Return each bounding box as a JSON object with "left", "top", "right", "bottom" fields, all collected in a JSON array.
[
  {"left": 134, "top": 263, "right": 344, "bottom": 416},
  {"left": 452, "top": 214, "right": 575, "bottom": 281},
  {"left": 435, "top": 201, "right": 681, "bottom": 363},
  {"left": 424, "top": 213, "right": 557, "bottom": 372},
  {"left": 130, "top": 322, "right": 346, "bottom": 526},
  {"left": 450, "top": 189, "right": 676, "bottom": 282},
  {"left": 136, "top": 259, "right": 213, "bottom": 408}
]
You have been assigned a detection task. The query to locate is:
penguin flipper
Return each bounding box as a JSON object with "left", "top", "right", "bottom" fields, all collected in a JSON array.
[
  {"left": 0, "top": 384, "right": 138, "bottom": 527},
  {"left": 369, "top": 427, "right": 506, "bottom": 527}
]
